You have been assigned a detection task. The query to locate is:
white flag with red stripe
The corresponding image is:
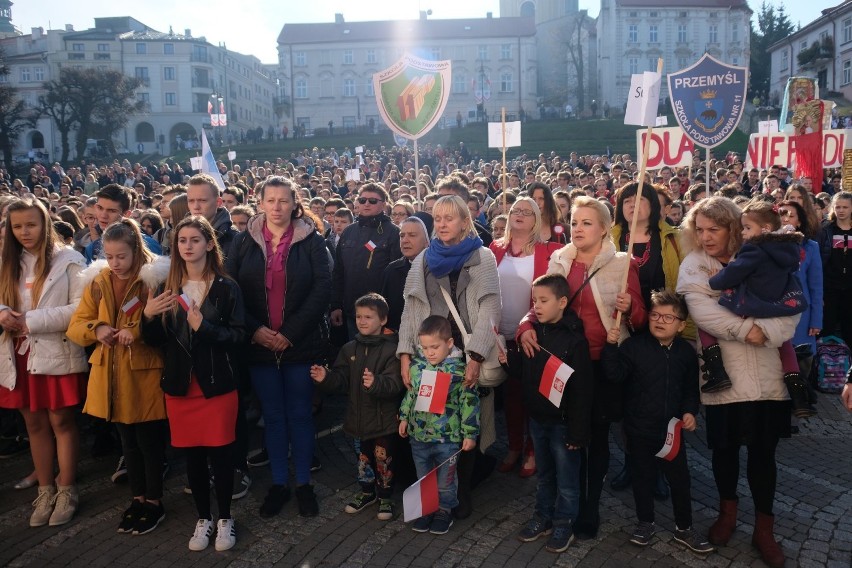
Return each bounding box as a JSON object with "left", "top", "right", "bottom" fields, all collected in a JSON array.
[
  {"left": 364, "top": 240, "right": 377, "bottom": 252},
  {"left": 655, "top": 418, "right": 683, "bottom": 461},
  {"left": 402, "top": 468, "right": 439, "bottom": 522},
  {"left": 121, "top": 296, "right": 142, "bottom": 316},
  {"left": 538, "top": 354, "right": 574, "bottom": 407},
  {"left": 413, "top": 370, "right": 451, "bottom": 414},
  {"left": 177, "top": 293, "right": 192, "bottom": 311}
]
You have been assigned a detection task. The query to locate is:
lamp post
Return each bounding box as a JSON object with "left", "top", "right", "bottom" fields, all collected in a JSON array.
[{"left": 478, "top": 59, "right": 487, "bottom": 122}]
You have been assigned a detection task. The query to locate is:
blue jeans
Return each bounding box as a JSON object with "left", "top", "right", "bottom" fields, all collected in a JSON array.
[
  {"left": 529, "top": 418, "right": 582, "bottom": 526},
  {"left": 249, "top": 363, "right": 315, "bottom": 486},
  {"left": 409, "top": 440, "right": 460, "bottom": 511}
]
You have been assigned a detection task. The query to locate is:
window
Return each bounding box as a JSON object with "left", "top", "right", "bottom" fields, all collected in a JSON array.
[
  {"left": 295, "top": 51, "right": 306, "bottom": 66},
  {"left": 500, "top": 71, "right": 513, "bottom": 92},
  {"left": 165, "top": 92, "right": 176, "bottom": 106},
  {"left": 34, "top": 67, "right": 44, "bottom": 81},
  {"left": 134, "top": 67, "right": 150, "bottom": 86},
  {"left": 452, "top": 74, "right": 467, "bottom": 94},
  {"left": 781, "top": 51, "right": 789, "bottom": 70},
  {"left": 678, "top": 56, "right": 688, "bottom": 69},
  {"left": 845, "top": 18, "right": 852, "bottom": 44},
  {"left": 342, "top": 116, "right": 356, "bottom": 131},
  {"left": 709, "top": 25, "right": 718, "bottom": 44},
  {"left": 97, "top": 43, "right": 109, "bottom": 52},
  {"left": 19, "top": 67, "right": 30, "bottom": 82},
  {"left": 629, "top": 58, "right": 638, "bottom": 75},
  {"left": 320, "top": 77, "right": 332, "bottom": 97},
  {"left": 845, "top": 59, "right": 852, "bottom": 85},
  {"left": 72, "top": 43, "right": 84, "bottom": 52},
  {"left": 68, "top": 53, "right": 84, "bottom": 60},
  {"left": 164, "top": 43, "right": 174, "bottom": 55},
  {"left": 136, "top": 43, "right": 147, "bottom": 55},
  {"left": 649, "top": 11, "right": 658, "bottom": 17},
  {"left": 164, "top": 66, "right": 176, "bottom": 80},
  {"left": 501, "top": 44, "right": 511, "bottom": 59},
  {"left": 343, "top": 50, "right": 353, "bottom": 64},
  {"left": 649, "top": 25, "right": 658, "bottom": 43},
  {"left": 365, "top": 82, "right": 374, "bottom": 97},
  {"left": 800, "top": 40, "right": 808, "bottom": 51},
  {"left": 95, "top": 52, "right": 110, "bottom": 60},
  {"left": 678, "top": 24, "right": 687, "bottom": 43},
  {"left": 478, "top": 45, "right": 488, "bottom": 61},
  {"left": 343, "top": 78, "right": 355, "bottom": 97},
  {"left": 366, "top": 49, "right": 376, "bottom": 64},
  {"left": 430, "top": 47, "right": 441, "bottom": 60},
  {"left": 628, "top": 24, "right": 638, "bottom": 43},
  {"left": 732, "top": 23, "right": 739, "bottom": 42}
]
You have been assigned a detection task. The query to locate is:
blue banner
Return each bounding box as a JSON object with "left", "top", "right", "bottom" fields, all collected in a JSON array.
[{"left": 667, "top": 54, "right": 748, "bottom": 148}]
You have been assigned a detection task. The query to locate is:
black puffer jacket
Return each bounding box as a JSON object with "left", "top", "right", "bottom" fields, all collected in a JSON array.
[
  {"left": 141, "top": 276, "right": 246, "bottom": 398},
  {"left": 601, "top": 332, "right": 699, "bottom": 445},
  {"left": 316, "top": 331, "right": 404, "bottom": 439},
  {"left": 225, "top": 214, "right": 330, "bottom": 365}
]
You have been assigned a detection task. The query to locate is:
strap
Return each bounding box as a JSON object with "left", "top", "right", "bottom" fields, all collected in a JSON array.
[
  {"left": 439, "top": 285, "right": 470, "bottom": 336},
  {"left": 567, "top": 266, "right": 603, "bottom": 307}
]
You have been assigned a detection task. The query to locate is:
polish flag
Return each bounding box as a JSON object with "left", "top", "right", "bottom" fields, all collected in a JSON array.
[
  {"left": 413, "top": 370, "right": 451, "bottom": 414},
  {"left": 403, "top": 468, "right": 439, "bottom": 522},
  {"left": 365, "top": 240, "right": 377, "bottom": 252},
  {"left": 538, "top": 355, "right": 574, "bottom": 407},
  {"left": 655, "top": 418, "right": 683, "bottom": 461},
  {"left": 177, "top": 293, "right": 192, "bottom": 311},
  {"left": 121, "top": 297, "right": 142, "bottom": 316},
  {"left": 207, "top": 100, "right": 213, "bottom": 114}
]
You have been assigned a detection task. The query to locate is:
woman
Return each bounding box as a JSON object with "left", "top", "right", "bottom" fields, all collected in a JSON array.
[
  {"left": 0, "top": 197, "right": 88, "bottom": 527},
  {"left": 529, "top": 183, "right": 568, "bottom": 244},
  {"left": 553, "top": 190, "right": 572, "bottom": 225},
  {"left": 139, "top": 210, "right": 163, "bottom": 237},
  {"left": 784, "top": 185, "right": 821, "bottom": 239},
  {"left": 819, "top": 192, "right": 852, "bottom": 347},
  {"left": 225, "top": 176, "right": 329, "bottom": 519},
  {"left": 390, "top": 202, "right": 415, "bottom": 227},
  {"left": 397, "top": 195, "right": 500, "bottom": 519},
  {"left": 518, "top": 196, "right": 647, "bottom": 539},
  {"left": 489, "top": 197, "right": 561, "bottom": 478},
  {"left": 677, "top": 197, "right": 797, "bottom": 568}
]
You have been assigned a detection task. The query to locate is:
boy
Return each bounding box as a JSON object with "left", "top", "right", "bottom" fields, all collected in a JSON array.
[
  {"left": 399, "top": 316, "right": 479, "bottom": 535},
  {"left": 310, "top": 294, "right": 403, "bottom": 520},
  {"left": 507, "top": 274, "right": 593, "bottom": 553},
  {"left": 601, "top": 289, "right": 713, "bottom": 555}
]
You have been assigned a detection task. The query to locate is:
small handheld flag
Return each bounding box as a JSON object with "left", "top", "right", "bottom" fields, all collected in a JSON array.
[
  {"left": 121, "top": 297, "right": 142, "bottom": 316},
  {"left": 413, "top": 370, "right": 452, "bottom": 414},
  {"left": 365, "top": 240, "right": 377, "bottom": 269},
  {"left": 177, "top": 293, "right": 192, "bottom": 312},
  {"left": 655, "top": 418, "right": 683, "bottom": 461},
  {"left": 402, "top": 449, "right": 461, "bottom": 522},
  {"left": 538, "top": 355, "right": 574, "bottom": 407}
]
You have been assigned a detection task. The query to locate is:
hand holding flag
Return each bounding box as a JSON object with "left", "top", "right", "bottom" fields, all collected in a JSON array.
[
  {"left": 402, "top": 449, "right": 461, "bottom": 522},
  {"left": 655, "top": 418, "right": 684, "bottom": 461},
  {"left": 413, "top": 370, "right": 452, "bottom": 414}
]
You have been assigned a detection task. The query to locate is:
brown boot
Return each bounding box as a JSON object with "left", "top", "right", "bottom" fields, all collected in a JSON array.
[
  {"left": 751, "top": 512, "right": 785, "bottom": 568},
  {"left": 708, "top": 498, "right": 737, "bottom": 545}
]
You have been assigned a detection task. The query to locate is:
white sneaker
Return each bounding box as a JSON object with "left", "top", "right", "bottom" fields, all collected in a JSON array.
[
  {"left": 188, "top": 518, "right": 214, "bottom": 551},
  {"left": 215, "top": 517, "right": 236, "bottom": 551}
]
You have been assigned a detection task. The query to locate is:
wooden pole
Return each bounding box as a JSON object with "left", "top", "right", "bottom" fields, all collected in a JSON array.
[
  {"left": 501, "top": 107, "right": 507, "bottom": 216},
  {"left": 414, "top": 138, "right": 421, "bottom": 202},
  {"left": 706, "top": 146, "right": 711, "bottom": 193}
]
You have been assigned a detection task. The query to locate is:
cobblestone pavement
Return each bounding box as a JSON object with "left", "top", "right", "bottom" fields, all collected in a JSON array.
[{"left": 1, "top": 390, "right": 850, "bottom": 568}]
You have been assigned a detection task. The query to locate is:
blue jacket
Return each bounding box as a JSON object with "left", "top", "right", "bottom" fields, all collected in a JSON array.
[
  {"left": 792, "top": 239, "right": 823, "bottom": 353},
  {"left": 84, "top": 232, "right": 162, "bottom": 264}
]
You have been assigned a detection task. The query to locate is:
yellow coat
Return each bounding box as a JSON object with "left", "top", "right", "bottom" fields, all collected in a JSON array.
[{"left": 67, "top": 258, "right": 169, "bottom": 423}]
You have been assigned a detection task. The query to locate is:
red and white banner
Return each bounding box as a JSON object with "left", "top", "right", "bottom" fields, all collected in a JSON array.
[
  {"left": 744, "top": 129, "right": 852, "bottom": 170},
  {"left": 210, "top": 114, "right": 220, "bottom": 127},
  {"left": 413, "top": 370, "right": 451, "bottom": 414},
  {"left": 636, "top": 127, "right": 695, "bottom": 169},
  {"left": 538, "top": 355, "right": 574, "bottom": 407},
  {"left": 121, "top": 297, "right": 142, "bottom": 316},
  {"left": 365, "top": 240, "right": 377, "bottom": 252},
  {"left": 402, "top": 449, "right": 461, "bottom": 522},
  {"left": 655, "top": 417, "right": 683, "bottom": 461},
  {"left": 177, "top": 293, "right": 192, "bottom": 312}
]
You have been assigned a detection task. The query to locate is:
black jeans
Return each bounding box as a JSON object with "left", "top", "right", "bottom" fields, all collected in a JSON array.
[
  {"left": 115, "top": 420, "right": 166, "bottom": 501},
  {"left": 628, "top": 435, "right": 693, "bottom": 528}
]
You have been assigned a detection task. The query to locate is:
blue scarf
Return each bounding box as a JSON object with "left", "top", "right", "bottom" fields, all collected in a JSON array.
[{"left": 425, "top": 235, "right": 483, "bottom": 278}]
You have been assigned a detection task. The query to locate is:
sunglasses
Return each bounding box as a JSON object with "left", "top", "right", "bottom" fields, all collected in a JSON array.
[{"left": 357, "top": 197, "right": 383, "bottom": 205}]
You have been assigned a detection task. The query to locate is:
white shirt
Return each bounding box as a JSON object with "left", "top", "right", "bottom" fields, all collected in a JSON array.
[{"left": 497, "top": 253, "right": 535, "bottom": 338}]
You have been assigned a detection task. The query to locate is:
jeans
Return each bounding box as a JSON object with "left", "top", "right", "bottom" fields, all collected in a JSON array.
[
  {"left": 410, "top": 440, "right": 460, "bottom": 511},
  {"left": 249, "top": 363, "right": 315, "bottom": 486},
  {"left": 529, "top": 418, "right": 582, "bottom": 526}
]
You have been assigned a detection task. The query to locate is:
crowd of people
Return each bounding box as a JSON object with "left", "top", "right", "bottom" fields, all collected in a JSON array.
[{"left": 1, "top": 147, "right": 851, "bottom": 566}]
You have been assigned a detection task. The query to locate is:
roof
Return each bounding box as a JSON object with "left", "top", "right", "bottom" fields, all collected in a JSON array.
[
  {"left": 277, "top": 17, "right": 536, "bottom": 46},
  {"left": 616, "top": 0, "right": 750, "bottom": 8},
  {"left": 767, "top": 0, "right": 852, "bottom": 51}
]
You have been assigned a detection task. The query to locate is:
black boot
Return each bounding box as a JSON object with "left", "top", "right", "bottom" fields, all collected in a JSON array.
[
  {"left": 700, "top": 344, "right": 732, "bottom": 393},
  {"left": 785, "top": 372, "right": 816, "bottom": 418}
]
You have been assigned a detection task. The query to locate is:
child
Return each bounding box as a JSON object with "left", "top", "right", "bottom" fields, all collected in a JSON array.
[
  {"left": 141, "top": 216, "right": 246, "bottom": 552},
  {"left": 502, "top": 274, "right": 593, "bottom": 553},
  {"left": 68, "top": 219, "right": 170, "bottom": 535},
  {"left": 700, "top": 199, "right": 814, "bottom": 417},
  {"left": 491, "top": 214, "right": 508, "bottom": 240},
  {"left": 398, "top": 316, "right": 479, "bottom": 535},
  {"left": 310, "top": 293, "right": 403, "bottom": 520},
  {"left": 601, "top": 289, "right": 713, "bottom": 554}
]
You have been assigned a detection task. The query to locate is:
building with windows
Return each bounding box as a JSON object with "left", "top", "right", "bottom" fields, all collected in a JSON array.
[
  {"left": 596, "top": 0, "right": 751, "bottom": 111},
  {"left": 767, "top": 1, "right": 851, "bottom": 107},
  {"left": 276, "top": 12, "right": 539, "bottom": 134},
  {"left": 0, "top": 15, "right": 278, "bottom": 160}
]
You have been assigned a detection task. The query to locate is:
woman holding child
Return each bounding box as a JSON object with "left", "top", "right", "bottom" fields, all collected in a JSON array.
[{"left": 677, "top": 196, "right": 797, "bottom": 568}]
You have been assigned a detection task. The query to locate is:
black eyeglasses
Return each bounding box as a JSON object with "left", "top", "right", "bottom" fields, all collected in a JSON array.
[
  {"left": 357, "top": 197, "right": 383, "bottom": 205},
  {"left": 648, "top": 312, "right": 684, "bottom": 324}
]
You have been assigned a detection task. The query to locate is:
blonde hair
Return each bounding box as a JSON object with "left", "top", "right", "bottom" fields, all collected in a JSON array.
[
  {"left": 432, "top": 195, "right": 476, "bottom": 241},
  {"left": 571, "top": 195, "right": 612, "bottom": 235},
  {"left": 680, "top": 196, "right": 743, "bottom": 257},
  {"left": 498, "top": 196, "right": 542, "bottom": 255},
  {"left": 0, "top": 197, "right": 57, "bottom": 310}
]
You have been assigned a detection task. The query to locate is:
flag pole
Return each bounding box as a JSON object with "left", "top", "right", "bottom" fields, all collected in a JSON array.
[
  {"left": 414, "top": 138, "right": 421, "bottom": 203},
  {"left": 706, "top": 146, "right": 711, "bottom": 192},
  {"left": 615, "top": 57, "right": 663, "bottom": 330},
  {"left": 501, "top": 107, "right": 507, "bottom": 215}
]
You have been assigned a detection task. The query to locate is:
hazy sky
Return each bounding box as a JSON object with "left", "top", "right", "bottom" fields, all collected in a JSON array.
[{"left": 9, "top": 1, "right": 839, "bottom": 64}]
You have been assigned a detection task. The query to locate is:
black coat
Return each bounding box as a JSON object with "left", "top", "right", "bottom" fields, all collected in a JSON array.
[
  {"left": 141, "top": 276, "right": 246, "bottom": 398},
  {"left": 380, "top": 256, "right": 412, "bottom": 332},
  {"left": 601, "top": 332, "right": 699, "bottom": 444}
]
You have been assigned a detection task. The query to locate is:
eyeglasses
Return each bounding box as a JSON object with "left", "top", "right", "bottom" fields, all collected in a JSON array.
[
  {"left": 391, "top": 211, "right": 408, "bottom": 218},
  {"left": 648, "top": 311, "right": 684, "bottom": 324},
  {"left": 510, "top": 209, "right": 535, "bottom": 217},
  {"left": 357, "top": 197, "right": 383, "bottom": 205}
]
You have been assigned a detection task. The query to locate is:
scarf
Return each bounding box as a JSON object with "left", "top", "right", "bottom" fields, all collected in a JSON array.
[{"left": 425, "top": 235, "right": 483, "bottom": 278}]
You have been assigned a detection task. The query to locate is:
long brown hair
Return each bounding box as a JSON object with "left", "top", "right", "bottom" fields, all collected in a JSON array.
[
  {"left": 165, "top": 215, "right": 228, "bottom": 313},
  {"left": 0, "top": 197, "right": 57, "bottom": 310},
  {"left": 102, "top": 218, "right": 155, "bottom": 279}
]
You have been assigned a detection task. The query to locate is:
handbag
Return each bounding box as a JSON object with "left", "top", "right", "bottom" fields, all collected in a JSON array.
[{"left": 439, "top": 286, "right": 507, "bottom": 387}]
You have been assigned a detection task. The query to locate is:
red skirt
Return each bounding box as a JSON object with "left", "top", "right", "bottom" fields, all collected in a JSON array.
[
  {"left": 165, "top": 375, "right": 237, "bottom": 448},
  {"left": 0, "top": 348, "right": 86, "bottom": 412}
]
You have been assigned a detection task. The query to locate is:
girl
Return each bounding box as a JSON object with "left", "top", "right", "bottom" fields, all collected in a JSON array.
[
  {"left": 0, "top": 197, "right": 88, "bottom": 527},
  {"left": 819, "top": 191, "right": 852, "bottom": 348},
  {"left": 142, "top": 216, "right": 245, "bottom": 552},
  {"left": 68, "top": 219, "right": 170, "bottom": 536}
]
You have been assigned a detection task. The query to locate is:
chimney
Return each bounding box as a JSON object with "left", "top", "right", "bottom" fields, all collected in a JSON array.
[
  {"left": 486, "top": 12, "right": 493, "bottom": 18},
  {"left": 65, "top": 24, "right": 74, "bottom": 32},
  {"left": 31, "top": 27, "right": 43, "bottom": 39},
  {"left": 334, "top": 13, "right": 344, "bottom": 24},
  {"left": 184, "top": 28, "right": 191, "bottom": 38}
]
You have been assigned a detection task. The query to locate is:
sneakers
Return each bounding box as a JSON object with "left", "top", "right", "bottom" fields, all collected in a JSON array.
[
  {"left": 232, "top": 469, "right": 251, "bottom": 500},
  {"left": 517, "top": 517, "right": 553, "bottom": 542},
  {"left": 311, "top": 455, "right": 322, "bottom": 472},
  {"left": 700, "top": 344, "right": 733, "bottom": 393},
  {"left": 215, "top": 518, "right": 237, "bottom": 551},
  {"left": 259, "top": 484, "right": 290, "bottom": 518},
  {"left": 412, "top": 514, "right": 433, "bottom": 532},
  {"left": 296, "top": 484, "right": 319, "bottom": 517},
  {"left": 117, "top": 500, "right": 144, "bottom": 533},
  {"left": 188, "top": 518, "right": 214, "bottom": 551},
  {"left": 429, "top": 509, "right": 454, "bottom": 535},
  {"left": 246, "top": 448, "right": 269, "bottom": 468},
  {"left": 132, "top": 501, "right": 165, "bottom": 535},
  {"left": 344, "top": 492, "right": 377, "bottom": 514},
  {"left": 0, "top": 435, "right": 29, "bottom": 459},
  {"left": 111, "top": 456, "right": 128, "bottom": 483},
  {"left": 674, "top": 526, "right": 714, "bottom": 554},
  {"left": 377, "top": 498, "right": 394, "bottom": 521},
  {"left": 30, "top": 485, "right": 57, "bottom": 527},
  {"left": 545, "top": 525, "right": 575, "bottom": 553},
  {"left": 48, "top": 486, "right": 78, "bottom": 526},
  {"left": 630, "top": 521, "right": 657, "bottom": 546}
]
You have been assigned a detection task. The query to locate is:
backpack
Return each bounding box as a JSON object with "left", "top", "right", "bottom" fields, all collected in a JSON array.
[{"left": 813, "top": 335, "right": 851, "bottom": 393}]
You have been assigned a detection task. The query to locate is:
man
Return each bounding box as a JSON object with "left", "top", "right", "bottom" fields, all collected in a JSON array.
[
  {"left": 742, "top": 168, "right": 761, "bottom": 196},
  {"left": 222, "top": 186, "right": 244, "bottom": 211},
  {"left": 186, "top": 174, "right": 237, "bottom": 257},
  {"left": 84, "top": 184, "right": 162, "bottom": 263}
]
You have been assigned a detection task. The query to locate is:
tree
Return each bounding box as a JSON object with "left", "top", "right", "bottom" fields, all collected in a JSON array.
[
  {"left": 750, "top": 1, "right": 796, "bottom": 100},
  {"left": 38, "top": 81, "right": 76, "bottom": 162},
  {"left": 0, "top": 50, "right": 32, "bottom": 173},
  {"left": 565, "top": 11, "right": 588, "bottom": 114}
]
